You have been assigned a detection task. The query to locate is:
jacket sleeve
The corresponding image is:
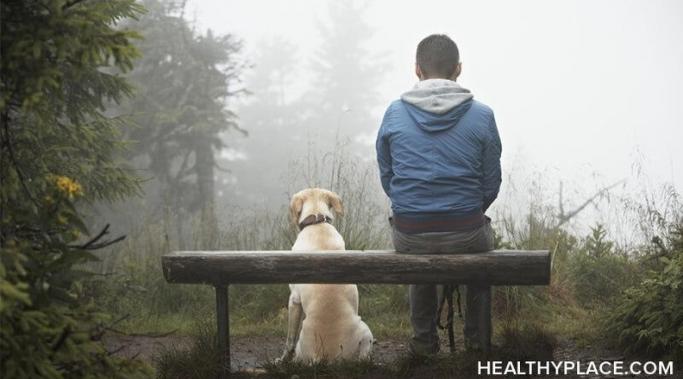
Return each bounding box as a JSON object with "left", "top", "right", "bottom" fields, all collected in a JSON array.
[
  {"left": 376, "top": 106, "right": 394, "bottom": 197},
  {"left": 482, "top": 114, "right": 502, "bottom": 212}
]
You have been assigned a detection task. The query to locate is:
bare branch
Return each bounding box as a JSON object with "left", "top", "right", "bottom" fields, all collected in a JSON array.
[
  {"left": 105, "top": 327, "right": 178, "bottom": 339},
  {"left": 556, "top": 180, "right": 625, "bottom": 228},
  {"left": 68, "top": 224, "right": 127, "bottom": 250},
  {"left": 62, "top": 0, "right": 85, "bottom": 11}
]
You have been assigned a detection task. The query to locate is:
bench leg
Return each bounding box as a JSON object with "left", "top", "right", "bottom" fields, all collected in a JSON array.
[
  {"left": 464, "top": 284, "right": 491, "bottom": 352},
  {"left": 216, "top": 285, "right": 229, "bottom": 378}
]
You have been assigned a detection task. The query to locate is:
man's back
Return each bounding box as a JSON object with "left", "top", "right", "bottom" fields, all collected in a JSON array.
[{"left": 376, "top": 79, "right": 501, "bottom": 233}]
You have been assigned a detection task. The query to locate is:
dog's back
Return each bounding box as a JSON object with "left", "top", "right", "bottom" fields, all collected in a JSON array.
[{"left": 292, "top": 223, "right": 359, "bottom": 360}]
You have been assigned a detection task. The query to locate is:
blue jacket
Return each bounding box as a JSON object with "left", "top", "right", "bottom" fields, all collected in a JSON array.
[{"left": 376, "top": 80, "right": 502, "bottom": 219}]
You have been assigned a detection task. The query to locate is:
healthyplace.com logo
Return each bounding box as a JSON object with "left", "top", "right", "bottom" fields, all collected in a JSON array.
[{"left": 478, "top": 360, "right": 675, "bottom": 376}]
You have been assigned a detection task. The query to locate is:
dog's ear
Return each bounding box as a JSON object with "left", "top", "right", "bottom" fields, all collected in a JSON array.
[
  {"left": 325, "top": 190, "right": 344, "bottom": 217},
  {"left": 290, "top": 192, "right": 304, "bottom": 225}
]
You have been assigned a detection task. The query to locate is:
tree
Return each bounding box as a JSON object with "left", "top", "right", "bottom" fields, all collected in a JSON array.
[
  {"left": 0, "top": 0, "right": 150, "bottom": 377},
  {"left": 305, "top": 0, "right": 386, "bottom": 153},
  {"left": 119, "top": 0, "right": 244, "bottom": 248},
  {"left": 217, "top": 37, "right": 305, "bottom": 205},
  {"left": 221, "top": 1, "right": 388, "bottom": 207}
]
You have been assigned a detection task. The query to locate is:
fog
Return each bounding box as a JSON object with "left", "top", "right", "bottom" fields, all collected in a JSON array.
[
  {"left": 189, "top": 0, "right": 681, "bottom": 188},
  {"left": 106, "top": 0, "right": 683, "bottom": 246}
]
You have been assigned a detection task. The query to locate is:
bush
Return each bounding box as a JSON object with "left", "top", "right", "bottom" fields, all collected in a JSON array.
[
  {"left": 605, "top": 222, "right": 683, "bottom": 361},
  {"left": 568, "top": 224, "right": 639, "bottom": 306}
]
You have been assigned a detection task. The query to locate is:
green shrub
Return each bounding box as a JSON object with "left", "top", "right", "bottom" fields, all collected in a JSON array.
[
  {"left": 605, "top": 223, "right": 683, "bottom": 360},
  {"left": 568, "top": 224, "right": 639, "bottom": 306}
]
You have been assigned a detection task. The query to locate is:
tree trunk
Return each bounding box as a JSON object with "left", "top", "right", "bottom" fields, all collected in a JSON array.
[{"left": 194, "top": 142, "right": 218, "bottom": 249}]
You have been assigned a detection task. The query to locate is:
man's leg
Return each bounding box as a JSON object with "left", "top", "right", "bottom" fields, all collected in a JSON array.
[
  {"left": 463, "top": 221, "right": 495, "bottom": 351},
  {"left": 408, "top": 283, "right": 439, "bottom": 354},
  {"left": 392, "top": 226, "right": 440, "bottom": 354}
]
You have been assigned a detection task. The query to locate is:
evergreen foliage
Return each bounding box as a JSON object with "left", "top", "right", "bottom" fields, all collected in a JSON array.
[
  {"left": 1, "top": 0, "right": 151, "bottom": 377},
  {"left": 568, "top": 224, "right": 637, "bottom": 306},
  {"left": 116, "top": 0, "right": 244, "bottom": 248},
  {"left": 606, "top": 222, "right": 683, "bottom": 361},
  {"left": 308, "top": 0, "right": 386, "bottom": 141}
]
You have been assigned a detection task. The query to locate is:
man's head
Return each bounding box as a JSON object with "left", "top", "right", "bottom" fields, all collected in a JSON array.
[{"left": 415, "top": 34, "right": 461, "bottom": 81}]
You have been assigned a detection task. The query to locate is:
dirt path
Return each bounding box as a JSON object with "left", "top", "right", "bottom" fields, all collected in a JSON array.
[{"left": 105, "top": 335, "right": 408, "bottom": 371}]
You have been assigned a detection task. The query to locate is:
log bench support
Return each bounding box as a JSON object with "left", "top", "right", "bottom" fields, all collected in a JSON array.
[
  {"left": 215, "top": 285, "right": 229, "bottom": 379},
  {"left": 162, "top": 249, "right": 551, "bottom": 378}
]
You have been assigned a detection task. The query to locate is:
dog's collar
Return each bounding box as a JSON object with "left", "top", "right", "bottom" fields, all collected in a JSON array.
[{"left": 298, "top": 214, "right": 332, "bottom": 230}]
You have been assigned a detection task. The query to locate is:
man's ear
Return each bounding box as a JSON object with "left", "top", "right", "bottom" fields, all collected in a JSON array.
[
  {"left": 324, "top": 190, "right": 344, "bottom": 217},
  {"left": 290, "top": 192, "right": 304, "bottom": 225},
  {"left": 415, "top": 63, "right": 424, "bottom": 80},
  {"left": 451, "top": 62, "right": 462, "bottom": 81}
]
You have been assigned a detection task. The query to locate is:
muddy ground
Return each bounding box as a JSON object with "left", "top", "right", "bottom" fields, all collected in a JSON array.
[
  {"left": 105, "top": 334, "right": 406, "bottom": 371},
  {"left": 105, "top": 334, "right": 675, "bottom": 378}
]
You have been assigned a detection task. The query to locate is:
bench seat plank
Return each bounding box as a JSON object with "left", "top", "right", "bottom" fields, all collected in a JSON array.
[{"left": 162, "top": 250, "right": 550, "bottom": 286}]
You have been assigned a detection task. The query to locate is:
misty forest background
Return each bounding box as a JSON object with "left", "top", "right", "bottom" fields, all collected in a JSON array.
[{"left": 1, "top": 0, "right": 681, "bottom": 378}]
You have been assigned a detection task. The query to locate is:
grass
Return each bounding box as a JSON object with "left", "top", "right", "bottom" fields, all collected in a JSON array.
[{"left": 155, "top": 321, "right": 223, "bottom": 379}]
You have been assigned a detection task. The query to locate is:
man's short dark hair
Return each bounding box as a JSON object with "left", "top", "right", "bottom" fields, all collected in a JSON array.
[{"left": 416, "top": 34, "right": 460, "bottom": 78}]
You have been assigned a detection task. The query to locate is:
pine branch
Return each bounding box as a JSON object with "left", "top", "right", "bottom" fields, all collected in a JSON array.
[
  {"left": 2, "top": 113, "right": 40, "bottom": 208},
  {"left": 51, "top": 326, "right": 71, "bottom": 352}
]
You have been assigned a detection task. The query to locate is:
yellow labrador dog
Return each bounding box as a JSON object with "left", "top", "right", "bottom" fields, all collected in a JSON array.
[{"left": 279, "top": 188, "right": 373, "bottom": 363}]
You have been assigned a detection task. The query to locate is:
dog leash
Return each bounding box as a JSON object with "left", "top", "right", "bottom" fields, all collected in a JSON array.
[{"left": 437, "top": 284, "right": 463, "bottom": 353}]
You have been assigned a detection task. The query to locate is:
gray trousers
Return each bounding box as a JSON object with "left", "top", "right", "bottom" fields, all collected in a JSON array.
[{"left": 392, "top": 219, "right": 494, "bottom": 353}]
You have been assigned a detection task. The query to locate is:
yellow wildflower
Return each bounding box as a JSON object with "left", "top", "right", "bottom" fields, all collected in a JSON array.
[{"left": 54, "top": 176, "right": 83, "bottom": 198}]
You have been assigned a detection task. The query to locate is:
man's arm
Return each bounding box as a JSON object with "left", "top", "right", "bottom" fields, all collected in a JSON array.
[
  {"left": 376, "top": 106, "right": 394, "bottom": 197},
  {"left": 482, "top": 115, "right": 502, "bottom": 212}
]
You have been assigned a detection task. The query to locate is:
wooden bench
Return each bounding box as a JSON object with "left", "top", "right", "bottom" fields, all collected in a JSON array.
[{"left": 162, "top": 249, "right": 551, "bottom": 377}]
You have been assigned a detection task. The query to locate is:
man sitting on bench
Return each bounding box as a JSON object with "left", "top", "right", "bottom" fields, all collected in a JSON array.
[{"left": 375, "top": 34, "right": 502, "bottom": 355}]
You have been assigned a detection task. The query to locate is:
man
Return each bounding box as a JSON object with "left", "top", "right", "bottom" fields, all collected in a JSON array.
[{"left": 375, "top": 34, "right": 502, "bottom": 355}]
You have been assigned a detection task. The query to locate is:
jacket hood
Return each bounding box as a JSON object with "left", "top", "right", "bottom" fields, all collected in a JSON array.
[{"left": 400, "top": 79, "right": 474, "bottom": 132}]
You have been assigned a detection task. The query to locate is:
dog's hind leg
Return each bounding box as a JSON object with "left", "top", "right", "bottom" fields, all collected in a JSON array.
[{"left": 357, "top": 321, "right": 374, "bottom": 360}]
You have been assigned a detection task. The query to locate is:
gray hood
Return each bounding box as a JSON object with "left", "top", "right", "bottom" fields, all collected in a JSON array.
[{"left": 400, "top": 79, "right": 473, "bottom": 115}]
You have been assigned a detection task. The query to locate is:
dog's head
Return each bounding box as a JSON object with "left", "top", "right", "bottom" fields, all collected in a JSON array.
[{"left": 289, "top": 188, "right": 343, "bottom": 226}]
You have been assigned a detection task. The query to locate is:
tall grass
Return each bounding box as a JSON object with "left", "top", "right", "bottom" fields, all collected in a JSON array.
[{"left": 89, "top": 146, "right": 400, "bottom": 337}]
